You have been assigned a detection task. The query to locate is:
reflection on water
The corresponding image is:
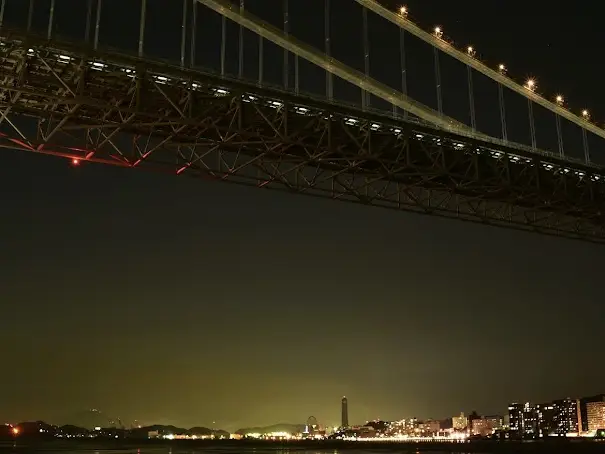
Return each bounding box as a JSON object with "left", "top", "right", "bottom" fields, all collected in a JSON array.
[
  {"left": 0, "top": 443, "right": 467, "bottom": 454},
  {"left": 0, "top": 443, "right": 396, "bottom": 454},
  {"left": 0, "top": 446, "right": 362, "bottom": 454}
]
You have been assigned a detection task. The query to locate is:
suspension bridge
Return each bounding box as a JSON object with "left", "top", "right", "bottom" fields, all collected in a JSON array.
[{"left": 0, "top": 0, "right": 603, "bottom": 242}]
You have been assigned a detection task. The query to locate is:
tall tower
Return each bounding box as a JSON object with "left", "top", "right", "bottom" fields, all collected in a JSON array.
[{"left": 341, "top": 396, "right": 349, "bottom": 428}]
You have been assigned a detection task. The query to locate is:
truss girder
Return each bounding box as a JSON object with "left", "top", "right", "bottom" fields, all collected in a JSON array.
[{"left": 0, "top": 31, "right": 604, "bottom": 242}]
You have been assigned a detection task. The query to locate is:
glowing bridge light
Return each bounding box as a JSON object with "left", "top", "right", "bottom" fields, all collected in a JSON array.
[
  {"left": 525, "top": 79, "right": 536, "bottom": 91},
  {"left": 498, "top": 63, "right": 506, "bottom": 73},
  {"left": 71, "top": 158, "right": 80, "bottom": 166},
  {"left": 399, "top": 5, "right": 407, "bottom": 16},
  {"left": 467, "top": 46, "right": 475, "bottom": 57},
  {"left": 434, "top": 26, "right": 443, "bottom": 38},
  {"left": 582, "top": 109, "right": 590, "bottom": 119},
  {"left": 556, "top": 95, "right": 564, "bottom": 105}
]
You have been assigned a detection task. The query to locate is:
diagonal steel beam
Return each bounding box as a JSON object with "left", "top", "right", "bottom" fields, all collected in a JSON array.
[
  {"left": 195, "top": 0, "right": 481, "bottom": 139},
  {"left": 355, "top": 0, "right": 605, "bottom": 142}
]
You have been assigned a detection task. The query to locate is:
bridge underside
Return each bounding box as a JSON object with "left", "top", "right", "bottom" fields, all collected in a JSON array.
[{"left": 1, "top": 29, "right": 604, "bottom": 242}]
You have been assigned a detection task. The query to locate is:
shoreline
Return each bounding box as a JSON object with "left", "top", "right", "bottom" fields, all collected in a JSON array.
[{"left": 3, "top": 438, "right": 605, "bottom": 452}]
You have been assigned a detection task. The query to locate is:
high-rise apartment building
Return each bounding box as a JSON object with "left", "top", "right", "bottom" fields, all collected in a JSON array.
[
  {"left": 522, "top": 402, "right": 538, "bottom": 436},
  {"left": 537, "top": 403, "right": 557, "bottom": 436},
  {"left": 586, "top": 402, "right": 605, "bottom": 431},
  {"left": 341, "top": 396, "right": 349, "bottom": 428},
  {"left": 552, "top": 398, "right": 578, "bottom": 435},
  {"left": 452, "top": 412, "right": 468, "bottom": 430},
  {"left": 419, "top": 419, "right": 440, "bottom": 435},
  {"left": 485, "top": 415, "right": 503, "bottom": 431},
  {"left": 579, "top": 395, "right": 605, "bottom": 432},
  {"left": 471, "top": 418, "right": 491, "bottom": 436},
  {"left": 508, "top": 403, "right": 537, "bottom": 437},
  {"left": 508, "top": 403, "right": 523, "bottom": 434}
]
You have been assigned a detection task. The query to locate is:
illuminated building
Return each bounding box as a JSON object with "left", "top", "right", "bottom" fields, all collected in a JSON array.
[
  {"left": 508, "top": 404, "right": 523, "bottom": 433},
  {"left": 419, "top": 419, "right": 440, "bottom": 435},
  {"left": 508, "top": 403, "right": 537, "bottom": 437},
  {"left": 537, "top": 403, "right": 556, "bottom": 436},
  {"left": 485, "top": 415, "right": 503, "bottom": 431},
  {"left": 502, "top": 414, "right": 510, "bottom": 430},
  {"left": 578, "top": 394, "right": 605, "bottom": 432},
  {"left": 586, "top": 402, "right": 605, "bottom": 431},
  {"left": 341, "top": 397, "right": 349, "bottom": 428},
  {"left": 522, "top": 403, "right": 538, "bottom": 436},
  {"left": 471, "top": 418, "right": 491, "bottom": 436},
  {"left": 452, "top": 412, "right": 468, "bottom": 430},
  {"left": 552, "top": 398, "right": 578, "bottom": 435}
]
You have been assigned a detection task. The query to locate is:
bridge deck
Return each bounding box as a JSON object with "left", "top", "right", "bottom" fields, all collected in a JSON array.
[{"left": 0, "top": 29, "right": 604, "bottom": 242}]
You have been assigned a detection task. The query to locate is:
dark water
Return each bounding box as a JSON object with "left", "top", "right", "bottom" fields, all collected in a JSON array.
[
  {"left": 2, "top": 440, "right": 605, "bottom": 454},
  {"left": 0, "top": 441, "right": 456, "bottom": 454},
  {"left": 0, "top": 443, "right": 386, "bottom": 454}
]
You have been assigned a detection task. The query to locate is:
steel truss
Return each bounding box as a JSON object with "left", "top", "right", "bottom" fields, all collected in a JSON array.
[{"left": 1, "top": 29, "right": 605, "bottom": 243}]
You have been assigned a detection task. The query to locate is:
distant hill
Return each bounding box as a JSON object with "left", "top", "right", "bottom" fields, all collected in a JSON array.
[
  {"left": 235, "top": 423, "right": 305, "bottom": 435},
  {"left": 131, "top": 425, "right": 228, "bottom": 438},
  {"left": 0, "top": 421, "right": 229, "bottom": 440}
]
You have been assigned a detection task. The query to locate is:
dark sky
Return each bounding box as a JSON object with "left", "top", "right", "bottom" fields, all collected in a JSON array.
[{"left": 0, "top": 0, "right": 604, "bottom": 432}]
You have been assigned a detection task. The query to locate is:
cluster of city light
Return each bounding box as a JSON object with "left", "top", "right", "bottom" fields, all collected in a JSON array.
[
  {"left": 343, "top": 433, "right": 469, "bottom": 442},
  {"left": 396, "top": 4, "right": 596, "bottom": 126},
  {"left": 244, "top": 431, "right": 295, "bottom": 440},
  {"left": 162, "top": 433, "right": 215, "bottom": 440}
]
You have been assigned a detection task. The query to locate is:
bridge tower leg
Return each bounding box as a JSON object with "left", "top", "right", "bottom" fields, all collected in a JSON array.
[
  {"left": 94, "top": 0, "right": 102, "bottom": 51},
  {"left": 138, "top": 0, "right": 147, "bottom": 57},
  {"left": 498, "top": 83, "right": 507, "bottom": 141},
  {"left": 47, "top": 0, "right": 55, "bottom": 39},
  {"left": 527, "top": 99, "right": 536, "bottom": 149},
  {"left": 0, "top": 0, "right": 5, "bottom": 28},
  {"left": 180, "top": 0, "right": 187, "bottom": 67},
  {"left": 582, "top": 129, "right": 590, "bottom": 163},
  {"left": 399, "top": 28, "right": 407, "bottom": 119},
  {"left": 85, "top": 0, "right": 93, "bottom": 43},
  {"left": 27, "top": 0, "right": 34, "bottom": 32},
  {"left": 282, "top": 0, "right": 288, "bottom": 88},
  {"left": 325, "top": 0, "right": 333, "bottom": 100},
  {"left": 192, "top": 0, "right": 198, "bottom": 66},
  {"left": 467, "top": 66, "right": 476, "bottom": 130},
  {"left": 555, "top": 113, "right": 564, "bottom": 157},
  {"left": 361, "top": 7, "right": 370, "bottom": 110},
  {"left": 434, "top": 48, "right": 443, "bottom": 115},
  {"left": 220, "top": 8, "right": 226, "bottom": 75},
  {"left": 238, "top": 0, "right": 244, "bottom": 78}
]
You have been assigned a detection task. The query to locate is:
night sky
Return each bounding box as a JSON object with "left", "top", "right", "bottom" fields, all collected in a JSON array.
[{"left": 0, "top": 0, "right": 604, "bottom": 432}]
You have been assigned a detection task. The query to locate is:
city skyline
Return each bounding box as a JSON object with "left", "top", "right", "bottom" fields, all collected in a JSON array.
[
  {"left": 1, "top": 0, "right": 605, "bottom": 432},
  {"left": 5, "top": 391, "right": 605, "bottom": 434}
]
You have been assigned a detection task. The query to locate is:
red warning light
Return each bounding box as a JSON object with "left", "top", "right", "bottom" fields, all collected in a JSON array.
[{"left": 71, "top": 158, "right": 80, "bottom": 166}]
